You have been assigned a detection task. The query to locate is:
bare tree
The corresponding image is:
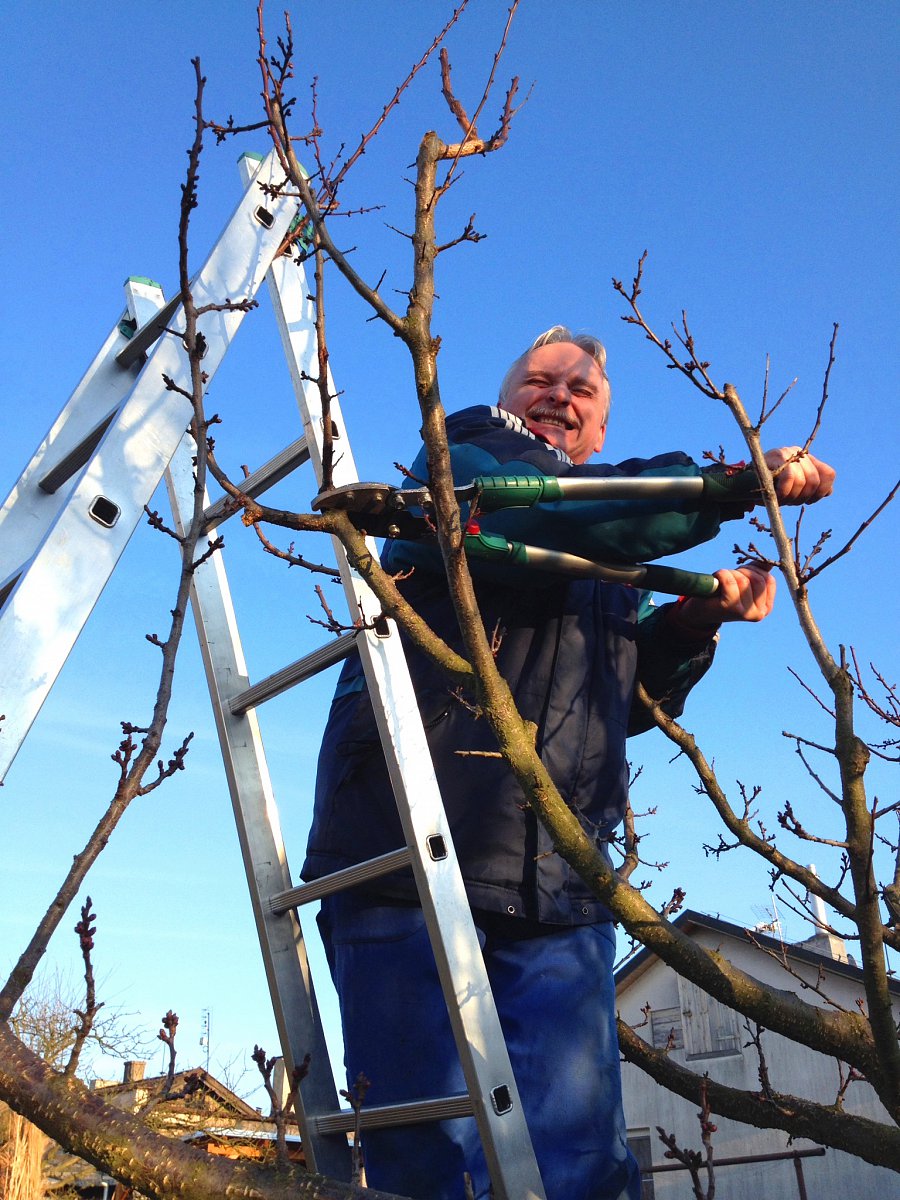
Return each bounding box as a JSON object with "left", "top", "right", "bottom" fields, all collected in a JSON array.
[
  {"left": 0, "top": 4, "right": 897, "bottom": 1198},
  {"left": 216, "top": 5, "right": 900, "bottom": 1174},
  {"left": 217, "top": 6, "right": 900, "bottom": 1168}
]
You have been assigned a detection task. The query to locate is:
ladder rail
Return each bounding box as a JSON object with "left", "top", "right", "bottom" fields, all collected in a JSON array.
[
  {"left": 261, "top": 217, "right": 546, "bottom": 1200},
  {"left": 0, "top": 150, "right": 297, "bottom": 783},
  {"left": 165, "top": 438, "right": 350, "bottom": 1180},
  {"left": 0, "top": 313, "right": 150, "bottom": 584},
  {"left": 0, "top": 277, "right": 164, "bottom": 581}
]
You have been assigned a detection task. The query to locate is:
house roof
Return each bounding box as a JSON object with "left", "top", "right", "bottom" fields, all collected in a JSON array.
[
  {"left": 614, "top": 907, "right": 900, "bottom": 996},
  {"left": 96, "top": 1067, "right": 265, "bottom": 1123},
  {"left": 185, "top": 1128, "right": 304, "bottom": 1143}
]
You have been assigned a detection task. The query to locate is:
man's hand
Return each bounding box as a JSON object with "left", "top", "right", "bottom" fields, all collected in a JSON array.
[
  {"left": 671, "top": 565, "right": 776, "bottom": 635},
  {"left": 764, "top": 447, "right": 835, "bottom": 504}
]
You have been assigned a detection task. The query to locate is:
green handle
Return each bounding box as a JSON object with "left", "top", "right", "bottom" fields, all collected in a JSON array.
[
  {"left": 639, "top": 564, "right": 719, "bottom": 597},
  {"left": 700, "top": 466, "right": 761, "bottom": 503},
  {"left": 464, "top": 530, "right": 531, "bottom": 566},
  {"left": 473, "top": 470, "right": 760, "bottom": 511},
  {"left": 465, "top": 532, "right": 719, "bottom": 596},
  {"left": 472, "top": 475, "right": 564, "bottom": 511}
]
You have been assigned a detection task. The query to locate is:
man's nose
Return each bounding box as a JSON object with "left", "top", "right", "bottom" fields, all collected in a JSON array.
[{"left": 547, "top": 382, "right": 569, "bottom": 405}]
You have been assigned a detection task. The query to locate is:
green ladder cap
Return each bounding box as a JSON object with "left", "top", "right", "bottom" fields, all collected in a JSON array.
[
  {"left": 238, "top": 151, "right": 308, "bottom": 177},
  {"left": 237, "top": 150, "right": 310, "bottom": 177},
  {"left": 289, "top": 212, "right": 314, "bottom": 238},
  {"left": 125, "top": 275, "right": 162, "bottom": 289}
]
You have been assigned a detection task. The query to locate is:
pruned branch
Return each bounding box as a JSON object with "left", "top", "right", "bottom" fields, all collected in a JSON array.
[{"left": 436, "top": 1, "right": 525, "bottom": 193}]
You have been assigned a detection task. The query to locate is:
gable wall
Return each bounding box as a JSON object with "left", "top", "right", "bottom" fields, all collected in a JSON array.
[{"left": 616, "top": 927, "right": 900, "bottom": 1200}]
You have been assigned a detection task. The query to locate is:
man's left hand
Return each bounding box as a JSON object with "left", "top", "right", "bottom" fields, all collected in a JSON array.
[{"left": 672, "top": 565, "right": 776, "bottom": 634}]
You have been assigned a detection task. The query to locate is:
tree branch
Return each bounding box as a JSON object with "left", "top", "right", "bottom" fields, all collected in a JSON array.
[{"left": 618, "top": 1019, "right": 900, "bottom": 1170}]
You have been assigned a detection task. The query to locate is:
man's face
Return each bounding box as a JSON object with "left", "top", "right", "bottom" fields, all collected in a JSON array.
[{"left": 502, "top": 343, "right": 608, "bottom": 464}]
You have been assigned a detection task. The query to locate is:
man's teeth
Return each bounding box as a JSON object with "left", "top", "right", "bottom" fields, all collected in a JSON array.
[{"left": 531, "top": 412, "right": 574, "bottom": 429}]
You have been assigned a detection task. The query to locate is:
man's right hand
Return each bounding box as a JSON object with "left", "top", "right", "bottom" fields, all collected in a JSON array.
[{"left": 763, "top": 447, "right": 835, "bottom": 504}]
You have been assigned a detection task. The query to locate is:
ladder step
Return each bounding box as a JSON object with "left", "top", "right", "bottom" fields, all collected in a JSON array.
[
  {"left": 115, "top": 292, "right": 183, "bottom": 368},
  {"left": 38, "top": 410, "right": 118, "bottom": 494},
  {"left": 203, "top": 436, "right": 311, "bottom": 530},
  {"left": 269, "top": 848, "right": 414, "bottom": 914},
  {"left": 229, "top": 632, "right": 356, "bottom": 714},
  {"left": 313, "top": 1094, "right": 474, "bottom": 1135}
]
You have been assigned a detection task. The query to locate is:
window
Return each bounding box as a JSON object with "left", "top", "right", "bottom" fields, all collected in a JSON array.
[
  {"left": 627, "top": 1131, "right": 656, "bottom": 1200},
  {"left": 650, "top": 1006, "right": 684, "bottom": 1051},
  {"left": 677, "top": 975, "right": 742, "bottom": 1059}
]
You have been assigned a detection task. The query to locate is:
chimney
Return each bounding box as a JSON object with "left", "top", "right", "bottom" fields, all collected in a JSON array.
[
  {"left": 123, "top": 1060, "right": 147, "bottom": 1084},
  {"left": 797, "top": 864, "right": 849, "bottom": 964}
]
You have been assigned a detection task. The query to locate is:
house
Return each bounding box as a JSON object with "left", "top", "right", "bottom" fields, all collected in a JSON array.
[
  {"left": 615, "top": 909, "right": 900, "bottom": 1200},
  {"left": 44, "top": 1060, "right": 304, "bottom": 1196},
  {"left": 90, "top": 1059, "right": 280, "bottom": 1143}
]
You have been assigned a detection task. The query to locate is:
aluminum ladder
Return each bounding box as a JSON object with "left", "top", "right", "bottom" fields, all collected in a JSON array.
[{"left": 0, "top": 150, "right": 546, "bottom": 1199}]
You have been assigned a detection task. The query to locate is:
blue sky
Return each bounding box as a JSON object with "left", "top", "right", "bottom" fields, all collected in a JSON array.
[{"left": 1, "top": 2, "right": 897, "bottom": 1104}]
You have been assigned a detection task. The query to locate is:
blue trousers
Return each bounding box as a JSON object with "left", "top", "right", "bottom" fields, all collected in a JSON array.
[{"left": 318, "top": 894, "right": 640, "bottom": 1200}]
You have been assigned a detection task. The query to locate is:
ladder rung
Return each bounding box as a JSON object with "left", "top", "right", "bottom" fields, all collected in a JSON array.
[
  {"left": 314, "top": 1094, "right": 474, "bottom": 1135},
  {"left": 229, "top": 632, "right": 356, "bottom": 714},
  {"left": 269, "top": 848, "right": 414, "bottom": 914},
  {"left": 115, "top": 293, "right": 183, "bottom": 367},
  {"left": 38, "top": 410, "right": 118, "bottom": 494},
  {"left": 203, "top": 436, "right": 311, "bottom": 530}
]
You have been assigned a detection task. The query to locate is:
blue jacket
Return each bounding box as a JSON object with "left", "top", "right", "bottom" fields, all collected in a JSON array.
[{"left": 302, "top": 406, "right": 738, "bottom": 924}]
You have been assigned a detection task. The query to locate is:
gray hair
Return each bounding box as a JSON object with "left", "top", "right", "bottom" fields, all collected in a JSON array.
[{"left": 498, "top": 326, "right": 611, "bottom": 421}]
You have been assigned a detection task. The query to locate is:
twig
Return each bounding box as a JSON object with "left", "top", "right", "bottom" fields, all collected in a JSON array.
[
  {"left": 612, "top": 253, "right": 723, "bottom": 400},
  {"left": 779, "top": 798, "right": 847, "bottom": 844},
  {"left": 329, "top": 3, "right": 472, "bottom": 195},
  {"left": 657, "top": 1076, "right": 717, "bottom": 1199},
  {"left": 786, "top": 666, "right": 836, "bottom": 718},
  {"left": 249, "top": 516, "right": 339, "bottom": 576},
  {"left": 743, "top": 1021, "right": 775, "bottom": 1102},
  {"left": 252, "top": 1045, "right": 310, "bottom": 1171},
  {"left": 157, "top": 1010, "right": 179, "bottom": 1097},
  {"left": 436, "top": 2, "right": 524, "bottom": 195},
  {"left": 144, "top": 507, "right": 183, "bottom": 543},
  {"left": 62, "top": 898, "right": 103, "bottom": 1079},
  {"left": 802, "top": 324, "right": 838, "bottom": 454},
  {"left": 340, "top": 1072, "right": 371, "bottom": 1191},
  {"left": 0, "top": 61, "right": 213, "bottom": 1021},
  {"left": 803, "top": 476, "right": 900, "bottom": 582}
]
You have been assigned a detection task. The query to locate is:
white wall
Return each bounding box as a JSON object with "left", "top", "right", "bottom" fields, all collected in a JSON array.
[{"left": 617, "top": 926, "right": 900, "bottom": 1200}]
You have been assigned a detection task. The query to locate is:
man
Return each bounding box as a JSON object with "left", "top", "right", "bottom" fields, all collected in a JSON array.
[{"left": 303, "top": 327, "right": 834, "bottom": 1200}]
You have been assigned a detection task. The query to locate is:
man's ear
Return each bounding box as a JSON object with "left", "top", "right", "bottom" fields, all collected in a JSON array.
[{"left": 593, "top": 425, "right": 607, "bottom": 455}]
